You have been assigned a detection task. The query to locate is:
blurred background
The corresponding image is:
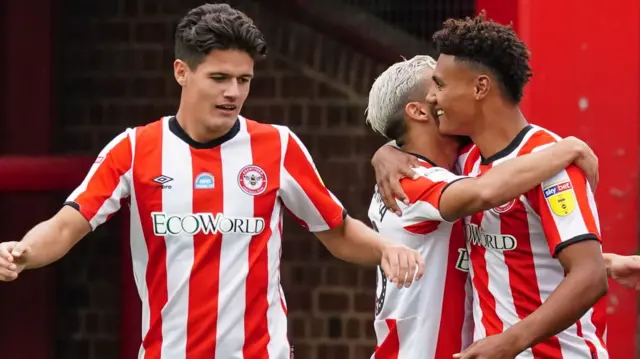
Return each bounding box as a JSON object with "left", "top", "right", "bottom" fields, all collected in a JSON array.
[{"left": 0, "top": 0, "right": 638, "bottom": 358}]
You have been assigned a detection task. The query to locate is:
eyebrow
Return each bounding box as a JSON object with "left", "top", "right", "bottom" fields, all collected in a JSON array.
[
  {"left": 208, "top": 72, "right": 254, "bottom": 78},
  {"left": 432, "top": 75, "right": 444, "bottom": 85}
]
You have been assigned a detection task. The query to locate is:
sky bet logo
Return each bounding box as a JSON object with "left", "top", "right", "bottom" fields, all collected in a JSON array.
[
  {"left": 543, "top": 181, "right": 573, "bottom": 198},
  {"left": 194, "top": 172, "right": 214, "bottom": 189},
  {"left": 543, "top": 180, "right": 576, "bottom": 216}
]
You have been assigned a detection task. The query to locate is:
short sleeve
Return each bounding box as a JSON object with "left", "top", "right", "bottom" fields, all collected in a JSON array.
[
  {"left": 399, "top": 166, "right": 468, "bottom": 225},
  {"left": 530, "top": 165, "right": 601, "bottom": 256},
  {"left": 279, "top": 129, "right": 345, "bottom": 232},
  {"left": 65, "top": 129, "right": 134, "bottom": 230}
]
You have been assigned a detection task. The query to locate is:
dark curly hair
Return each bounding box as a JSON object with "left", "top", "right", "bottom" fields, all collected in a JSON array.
[
  {"left": 175, "top": 3, "right": 268, "bottom": 69},
  {"left": 432, "top": 11, "right": 532, "bottom": 104}
]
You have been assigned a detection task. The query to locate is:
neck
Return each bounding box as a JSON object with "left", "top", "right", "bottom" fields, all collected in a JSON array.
[
  {"left": 175, "top": 105, "right": 233, "bottom": 143},
  {"left": 402, "top": 132, "right": 459, "bottom": 171},
  {"left": 469, "top": 104, "right": 528, "bottom": 159}
]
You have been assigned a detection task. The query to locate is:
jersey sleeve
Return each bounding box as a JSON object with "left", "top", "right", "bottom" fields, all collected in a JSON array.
[
  {"left": 531, "top": 164, "right": 601, "bottom": 256},
  {"left": 279, "top": 129, "right": 346, "bottom": 232},
  {"left": 65, "top": 129, "right": 134, "bottom": 230},
  {"left": 399, "top": 166, "right": 468, "bottom": 225}
]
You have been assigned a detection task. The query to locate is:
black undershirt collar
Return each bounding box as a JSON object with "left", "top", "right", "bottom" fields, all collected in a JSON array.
[
  {"left": 480, "top": 124, "right": 533, "bottom": 165},
  {"left": 168, "top": 116, "right": 240, "bottom": 149}
]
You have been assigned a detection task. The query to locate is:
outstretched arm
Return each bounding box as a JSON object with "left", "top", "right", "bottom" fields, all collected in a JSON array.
[
  {"left": 0, "top": 129, "right": 134, "bottom": 280},
  {"left": 315, "top": 216, "right": 424, "bottom": 288},
  {"left": 11, "top": 206, "right": 91, "bottom": 269},
  {"left": 280, "top": 129, "right": 423, "bottom": 288},
  {"left": 371, "top": 137, "right": 598, "bottom": 217},
  {"left": 438, "top": 137, "right": 598, "bottom": 221}
]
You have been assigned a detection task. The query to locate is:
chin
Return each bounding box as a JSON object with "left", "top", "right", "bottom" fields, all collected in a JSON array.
[{"left": 208, "top": 111, "right": 238, "bottom": 123}]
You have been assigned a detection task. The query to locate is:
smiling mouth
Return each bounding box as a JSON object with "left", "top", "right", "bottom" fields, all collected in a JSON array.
[
  {"left": 215, "top": 104, "right": 237, "bottom": 111},
  {"left": 430, "top": 106, "right": 441, "bottom": 119}
]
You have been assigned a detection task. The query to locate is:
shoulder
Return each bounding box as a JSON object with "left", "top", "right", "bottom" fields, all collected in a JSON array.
[
  {"left": 412, "top": 163, "right": 457, "bottom": 181},
  {"left": 241, "top": 116, "right": 293, "bottom": 146},
  {"left": 242, "top": 116, "right": 286, "bottom": 135},
  {"left": 517, "top": 125, "right": 562, "bottom": 156},
  {"left": 130, "top": 116, "right": 167, "bottom": 142},
  {"left": 400, "top": 162, "right": 458, "bottom": 203}
]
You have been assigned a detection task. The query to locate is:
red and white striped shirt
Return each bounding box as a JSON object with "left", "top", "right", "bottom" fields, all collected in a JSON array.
[
  {"left": 368, "top": 154, "right": 473, "bottom": 359},
  {"left": 457, "top": 125, "right": 607, "bottom": 359},
  {"left": 66, "top": 116, "right": 345, "bottom": 359}
]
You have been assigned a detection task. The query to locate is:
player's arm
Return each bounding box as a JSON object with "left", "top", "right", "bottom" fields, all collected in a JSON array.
[
  {"left": 498, "top": 166, "right": 607, "bottom": 353},
  {"left": 279, "top": 129, "right": 423, "bottom": 286},
  {"left": 314, "top": 215, "right": 416, "bottom": 269},
  {"left": 438, "top": 136, "right": 598, "bottom": 221},
  {"left": 372, "top": 137, "right": 598, "bottom": 217},
  {"left": 11, "top": 206, "right": 91, "bottom": 269},
  {"left": 370, "top": 142, "right": 421, "bottom": 215},
  {"left": 12, "top": 130, "right": 134, "bottom": 270}
]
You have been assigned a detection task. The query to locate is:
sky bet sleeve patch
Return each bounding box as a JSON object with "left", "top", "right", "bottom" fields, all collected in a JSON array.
[{"left": 543, "top": 180, "right": 576, "bottom": 216}]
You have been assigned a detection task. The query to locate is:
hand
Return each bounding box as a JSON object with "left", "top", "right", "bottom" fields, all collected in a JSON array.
[
  {"left": 607, "top": 253, "right": 640, "bottom": 290},
  {"left": 380, "top": 243, "right": 424, "bottom": 288},
  {"left": 371, "top": 145, "right": 420, "bottom": 216},
  {"left": 563, "top": 136, "right": 599, "bottom": 191},
  {"left": 0, "top": 241, "right": 30, "bottom": 281},
  {"left": 454, "top": 334, "right": 521, "bottom": 359}
]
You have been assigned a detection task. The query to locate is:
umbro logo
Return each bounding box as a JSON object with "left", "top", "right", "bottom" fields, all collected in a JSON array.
[
  {"left": 152, "top": 175, "right": 173, "bottom": 189},
  {"left": 152, "top": 175, "right": 173, "bottom": 184}
]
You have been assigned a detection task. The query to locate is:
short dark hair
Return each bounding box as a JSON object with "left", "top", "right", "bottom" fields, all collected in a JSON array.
[
  {"left": 174, "top": 3, "right": 268, "bottom": 69},
  {"left": 432, "top": 11, "right": 532, "bottom": 103}
]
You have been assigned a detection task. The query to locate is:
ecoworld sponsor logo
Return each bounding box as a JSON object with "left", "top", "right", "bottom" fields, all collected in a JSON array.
[
  {"left": 151, "top": 212, "right": 265, "bottom": 236},
  {"left": 465, "top": 223, "right": 518, "bottom": 251}
]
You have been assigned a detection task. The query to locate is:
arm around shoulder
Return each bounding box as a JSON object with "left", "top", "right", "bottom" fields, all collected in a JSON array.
[{"left": 439, "top": 138, "right": 593, "bottom": 222}]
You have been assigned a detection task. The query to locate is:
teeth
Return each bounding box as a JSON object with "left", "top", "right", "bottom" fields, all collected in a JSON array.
[{"left": 436, "top": 109, "right": 444, "bottom": 116}]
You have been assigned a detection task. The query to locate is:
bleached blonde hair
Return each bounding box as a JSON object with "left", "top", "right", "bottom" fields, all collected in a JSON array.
[{"left": 365, "top": 55, "right": 437, "bottom": 140}]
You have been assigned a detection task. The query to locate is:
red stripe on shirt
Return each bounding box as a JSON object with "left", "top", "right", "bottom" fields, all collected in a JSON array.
[
  {"left": 136, "top": 121, "right": 168, "bottom": 359},
  {"left": 74, "top": 133, "right": 132, "bottom": 221},
  {"left": 185, "top": 146, "right": 224, "bottom": 358},
  {"left": 403, "top": 220, "right": 440, "bottom": 235},
  {"left": 375, "top": 319, "right": 400, "bottom": 359},
  {"left": 469, "top": 164, "right": 503, "bottom": 336},
  {"left": 434, "top": 221, "right": 467, "bottom": 359},
  {"left": 243, "top": 120, "right": 282, "bottom": 358},
  {"left": 500, "top": 199, "right": 564, "bottom": 358}
]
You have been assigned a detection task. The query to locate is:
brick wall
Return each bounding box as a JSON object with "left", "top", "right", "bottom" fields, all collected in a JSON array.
[{"left": 55, "top": 1, "right": 389, "bottom": 358}]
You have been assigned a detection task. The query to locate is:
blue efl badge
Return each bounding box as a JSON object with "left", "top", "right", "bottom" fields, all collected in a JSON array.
[{"left": 194, "top": 172, "right": 215, "bottom": 189}]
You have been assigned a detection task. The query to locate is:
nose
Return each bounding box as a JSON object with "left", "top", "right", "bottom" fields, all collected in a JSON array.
[
  {"left": 223, "top": 79, "right": 240, "bottom": 98},
  {"left": 426, "top": 87, "right": 437, "bottom": 104}
]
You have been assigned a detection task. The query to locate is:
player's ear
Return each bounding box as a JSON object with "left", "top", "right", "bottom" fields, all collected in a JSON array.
[
  {"left": 475, "top": 75, "right": 491, "bottom": 100},
  {"left": 174, "top": 59, "right": 188, "bottom": 87},
  {"left": 405, "top": 102, "right": 429, "bottom": 122}
]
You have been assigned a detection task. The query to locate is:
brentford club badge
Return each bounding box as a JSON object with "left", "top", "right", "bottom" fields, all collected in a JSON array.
[
  {"left": 238, "top": 165, "right": 268, "bottom": 196},
  {"left": 492, "top": 199, "right": 516, "bottom": 214}
]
